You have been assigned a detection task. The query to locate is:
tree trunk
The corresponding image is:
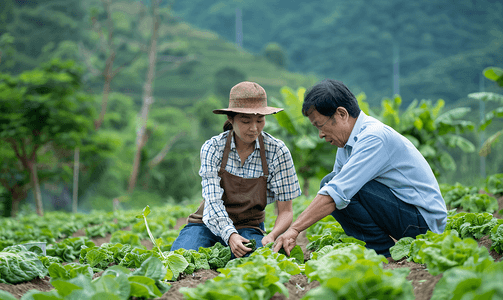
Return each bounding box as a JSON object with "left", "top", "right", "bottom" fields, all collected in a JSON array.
[
  {"left": 27, "top": 160, "right": 43, "bottom": 216},
  {"left": 72, "top": 147, "right": 80, "bottom": 213},
  {"left": 148, "top": 131, "right": 185, "bottom": 169},
  {"left": 10, "top": 186, "right": 26, "bottom": 218},
  {"left": 303, "top": 176, "right": 310, "bottom": 197},
  {"left": 95, "top": 75, "right": 113, "bottom": 130},
  {"left": 128, "top": 2, "right": 160, "bottom": 194}
]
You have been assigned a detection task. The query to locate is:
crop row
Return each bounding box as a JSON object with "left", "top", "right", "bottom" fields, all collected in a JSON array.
[{"left": 1, "top": 175, "right": 502, "bottom": 299}]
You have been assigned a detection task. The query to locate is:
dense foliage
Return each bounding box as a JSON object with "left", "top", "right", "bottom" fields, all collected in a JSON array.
[{"left": 173, "top": 0, "right": 503, "bottom": 104}]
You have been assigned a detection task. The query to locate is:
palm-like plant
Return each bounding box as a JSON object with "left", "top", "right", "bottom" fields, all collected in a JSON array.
[
  {"left": 360, "top": 93, "right": 475, "bottom": 177},
  {"left": 469, "top": 67, "right": 503, "bottom": 157}
]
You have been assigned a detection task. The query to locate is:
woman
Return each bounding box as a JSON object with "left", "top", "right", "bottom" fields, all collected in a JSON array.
[{"left": 170, "top": 81, "right": 301, "bottom": 258}]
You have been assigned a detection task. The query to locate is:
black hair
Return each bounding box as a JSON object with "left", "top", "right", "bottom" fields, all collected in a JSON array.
[
  {"left": 223, "top": 112, "right": 238, "bottom": 131},
  {"left": 302, "top": 79, "right": 360, "bottom": 118}
]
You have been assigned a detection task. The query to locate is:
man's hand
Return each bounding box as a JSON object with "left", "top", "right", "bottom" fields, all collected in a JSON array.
[
  {"left": 272, "top": 228, "right": 300, "bottom": 256},
  {"left": 261, "top": 233, "right": 276, "bottom": 246},
  {"left": 228, "top": 233, "right": 251, "bottom": 258}
]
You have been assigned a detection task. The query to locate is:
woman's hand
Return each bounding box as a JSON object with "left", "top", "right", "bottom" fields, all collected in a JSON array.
[{"left": 228, "top": 233, "right": 252, "bottom": 258}]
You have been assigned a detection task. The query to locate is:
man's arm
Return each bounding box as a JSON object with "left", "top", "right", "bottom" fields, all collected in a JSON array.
[
  {"left": 262, "top": 200, "right": 293, "bottom": 246},
  {"left": 273, "top": 193, "right": 335, "bottom": 255}
]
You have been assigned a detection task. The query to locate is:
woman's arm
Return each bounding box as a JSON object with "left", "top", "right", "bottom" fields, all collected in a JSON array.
[
  {"left": 200, "top": 137, "right": 238, "bottom": 244},
  {"left": 262, "top": 200, "right": 293, "bottom": 246}
]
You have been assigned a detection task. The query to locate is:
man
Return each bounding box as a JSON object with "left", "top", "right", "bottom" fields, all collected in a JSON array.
[{"left": 273, "top": 79, "right": 447, "bottom": 258}]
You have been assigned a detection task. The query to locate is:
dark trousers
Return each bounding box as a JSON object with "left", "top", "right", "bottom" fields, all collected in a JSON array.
[{"left": 321, "top": 175, "right": 429, "bottom": 257}]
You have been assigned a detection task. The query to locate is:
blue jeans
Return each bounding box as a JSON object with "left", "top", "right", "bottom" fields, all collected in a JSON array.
[
  {"left": 170, "top": 222, "right": 265, "bottom": 259},
  {"left": 321, "top": 175, "right": 428, "bottom": 257}
]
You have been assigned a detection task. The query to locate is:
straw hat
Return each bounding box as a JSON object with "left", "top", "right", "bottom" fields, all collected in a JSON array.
[{"left": 213, "top": 81, "right": 283, "bottom": 115}]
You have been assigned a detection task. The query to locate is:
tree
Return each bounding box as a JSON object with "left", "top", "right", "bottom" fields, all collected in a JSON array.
[
  {"left": 470, "top": 66, "right": 503, "bottom": 157},
  {"left": 128, "top": 0, "right": 162, "bottom": 194},
  {"left": 263, "top": 42, "right": 287, "bottom": 69},
  {"left": 361, "top": 94, "right": 476, "bottom": 178},
  {"left": 0, "top": 59, "right": 95, "bottom": 216}
]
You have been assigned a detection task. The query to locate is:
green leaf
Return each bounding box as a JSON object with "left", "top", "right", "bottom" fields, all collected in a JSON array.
[
  {"left": 439, "top": 151, "right": 456, "bottom": 171},
  {"left": 419, "top": 145, "right": 436, "bottom": 158},
  {"left": 390, "top": 237, "right": 415, "bottom": 261},
  {"left": 143, "top": 206, "right": 151, "bottom": 218},
  {"left": 128, "top": 276, "right": 163, "bottom": 298},
  {"left": 50, "top": 277, "right": 88, "bottom": 298},
  {"left": 0, "top": 290, "right": 18, "bottom": 300},
  {"left": 162, "top": 252, "right": 189, "bottom": 280},
  {"left": 468, "top": 92, "right": 503, "bottom": 103},
  {"left": 294, "top": 135, "right": 317, "bottom": 150},
  {"left": 132, "top": 256, "right": 168, "bottom": 281},
  {"left": 483, "top": 67, "right": 503, "bottom": 82},
  {"left": 93, "top": 274, "right": 130, "bottom": 300}
]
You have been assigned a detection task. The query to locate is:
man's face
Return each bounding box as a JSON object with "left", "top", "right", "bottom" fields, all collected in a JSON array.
[{"left": 308, "top": 108, "right": 352, "bottom": 148}]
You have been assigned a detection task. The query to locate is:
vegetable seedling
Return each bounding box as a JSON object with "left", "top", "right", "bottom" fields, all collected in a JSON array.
[{"left": 136, "top": 205, "right": 166, "bottom": 260}]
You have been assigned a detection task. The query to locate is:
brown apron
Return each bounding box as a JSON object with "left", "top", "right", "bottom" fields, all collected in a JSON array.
[{"left": 187, "top": 130, "right": 268, "bottom": 232}]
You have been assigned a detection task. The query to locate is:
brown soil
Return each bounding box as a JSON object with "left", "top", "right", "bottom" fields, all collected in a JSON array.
[{"left": 2, "top": 209, "right": 503, "bottom": 299}]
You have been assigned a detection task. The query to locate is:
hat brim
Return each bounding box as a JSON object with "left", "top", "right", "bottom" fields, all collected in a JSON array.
[{"left": 213, "top": 107, "right": 283, "bottom": 115}]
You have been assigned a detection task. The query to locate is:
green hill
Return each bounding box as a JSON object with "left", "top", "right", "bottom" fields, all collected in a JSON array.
[{"left": 172, "top": 0, "right": 503, "bottom": 105}]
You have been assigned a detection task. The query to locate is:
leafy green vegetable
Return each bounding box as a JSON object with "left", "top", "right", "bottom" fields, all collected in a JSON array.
[
  {"left": 390, "top": 237, "right": 415, "bottom": 261},
  {"left": 243, "top": 239, "right": 257, "bottom": 252},
  {"left": 304, "top": 244, "right": 413, "bottom": 300},
  {"left": 460, "top": 194, "right": 498, "bottom": 213},
  {"left": 486, "top": 173, "right": 503, "bottom": 196},
  {"left": 431, "top": 259, "right": 503, "bottom": 300},
  {"left": 277, "top": 245, "right": 304, "bottom": 264},
  {"left": 411, "top": 230, "right": 492, "bottom": 275},
  {"left": 0, "top": 245, "right": 47, "bottom": 284},
  {"left": 0, "top": 290, "right": 18, "bottom": 300},
  {"left": 490, "top": 220, "right": 503, "bottom": 254},
  {"left": 160, "top": 252, "right": 189, "bottom": 280},
  {"left": 445, "top": 212, "right": 497, "bottom": 239},
  {"left": 110, "top": 230, "right": 143, "bottom": 248},
  {"left": 442, "top": 183, "right": 479, "bottom": 208},
  {"left": 118, "top": 247, "right": 154, "bottom": 268},
  {"left": 48, "top": 262, "right": 93, "bottom": 280},
  {"left": 306, "top": 223, "right": 365, "bottom": 251},
  {"left": 79, "top": 246, "right": 114, "bottom": 270},
  {"left": 181, "top": 250, "right": 295, "bottom": 300},
  {"left": 46, "top": 236, "right": 95, "bottom": 262},
  {"left": 174, "top": 248, "right": 211, "bottom": 274},
  {"left": 198, "top": 242, "right": 231, "bottom": 269}
]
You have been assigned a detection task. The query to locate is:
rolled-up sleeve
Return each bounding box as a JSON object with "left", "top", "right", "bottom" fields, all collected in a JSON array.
[
  {"left": 319, "top": 134, "right": 390, "bottom": 209},
  {"left": 199, "top": 140, "right": 237, "bottom": 244}
]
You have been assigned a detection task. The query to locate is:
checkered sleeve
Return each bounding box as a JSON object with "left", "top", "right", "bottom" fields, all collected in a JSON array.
[
  {"left": 268, "top": 142, "right": 302, "bottom": 203},
  {"left": 199, "top": 137, "right": 237, "bottom": 245}
]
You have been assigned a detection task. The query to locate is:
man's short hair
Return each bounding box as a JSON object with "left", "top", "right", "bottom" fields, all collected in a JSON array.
[{"left": 302, "top": 79, "right": 360, "bottom": 118}]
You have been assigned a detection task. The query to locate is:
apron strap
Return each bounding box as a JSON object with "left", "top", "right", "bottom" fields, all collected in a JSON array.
[
  {"left": 258, "top": 134, "right": 268, "bottom": 176},
  {"left": 219, "top": 130, "right": 233, "bottom": 175}
]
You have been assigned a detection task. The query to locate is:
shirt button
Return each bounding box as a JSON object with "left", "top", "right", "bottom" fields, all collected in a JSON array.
[{"left": 354, "top": 136, "right": 358, "bottom": 142}]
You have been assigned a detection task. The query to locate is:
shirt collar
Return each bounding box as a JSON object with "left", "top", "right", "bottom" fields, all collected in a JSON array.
[{"left": 345, "top": 110, "right": 367, "bottom": 149}]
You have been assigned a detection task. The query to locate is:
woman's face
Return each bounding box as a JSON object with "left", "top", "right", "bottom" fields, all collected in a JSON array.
[{"left": 229, "top": 113, "right": 266, "bottom": 145}]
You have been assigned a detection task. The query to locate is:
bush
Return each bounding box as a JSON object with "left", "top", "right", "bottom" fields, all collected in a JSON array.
[{"left": 263, "top": 42, "right": 287, "bottom": 68}]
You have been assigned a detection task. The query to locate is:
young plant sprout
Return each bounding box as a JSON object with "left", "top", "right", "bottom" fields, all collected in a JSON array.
[{"left": 136, "top": 205, "right": 166, "bottom": 260}]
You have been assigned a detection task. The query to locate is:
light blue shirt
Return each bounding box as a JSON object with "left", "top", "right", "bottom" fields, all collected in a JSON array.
[{"left": 319, "top": 111, "right": 447, "bottom": 233}]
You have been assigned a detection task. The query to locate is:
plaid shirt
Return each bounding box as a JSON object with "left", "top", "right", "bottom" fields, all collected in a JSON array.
[{"left": 199, "top": 130, "right": 301, "bottom": 245}]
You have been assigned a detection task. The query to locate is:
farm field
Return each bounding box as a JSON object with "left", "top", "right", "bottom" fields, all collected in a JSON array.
[{"left": 1, "top": 176, "right": 503, "bottom": 300}]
